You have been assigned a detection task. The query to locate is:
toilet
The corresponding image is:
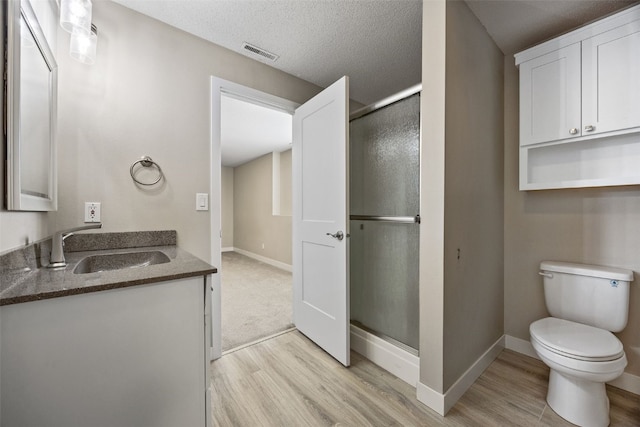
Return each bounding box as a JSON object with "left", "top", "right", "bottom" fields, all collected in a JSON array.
[{"left": 530, "top": 261, "right": 633, "bottom": 427}]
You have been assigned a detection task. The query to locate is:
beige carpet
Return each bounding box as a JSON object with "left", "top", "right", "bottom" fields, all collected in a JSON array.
[{"left": 221, "top": 251, "right": 293, "bottom": 352}]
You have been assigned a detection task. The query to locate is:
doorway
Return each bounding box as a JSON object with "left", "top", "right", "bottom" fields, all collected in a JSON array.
[
  {"left": 220, "top": 94, "right": 294, "bottom": 352},
  {"left": 211, "top": 77, "right": 297, "bottom": 359}
]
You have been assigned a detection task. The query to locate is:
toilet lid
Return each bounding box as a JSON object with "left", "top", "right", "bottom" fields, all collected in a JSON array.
[{"left": 530, "top": 318, "right": 624, "bottom": 361}]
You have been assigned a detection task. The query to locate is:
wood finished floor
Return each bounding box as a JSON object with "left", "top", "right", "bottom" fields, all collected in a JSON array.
[{"left": 210, "top": 330, "right": 640, "bottom": 426}]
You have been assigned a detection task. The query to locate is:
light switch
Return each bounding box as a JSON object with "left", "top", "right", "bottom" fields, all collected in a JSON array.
[{"left": 196, "top": 193, "right": 209, "bottom": 211}]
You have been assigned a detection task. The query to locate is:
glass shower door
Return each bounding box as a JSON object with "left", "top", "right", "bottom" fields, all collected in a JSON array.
[{"left": 350, "top": 93, "right": 420, "bottom": 351}]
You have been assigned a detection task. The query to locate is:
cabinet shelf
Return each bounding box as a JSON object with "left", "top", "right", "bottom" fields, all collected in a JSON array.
[{"left": 520, "top": 132, "right": 640, "bottom": 190}]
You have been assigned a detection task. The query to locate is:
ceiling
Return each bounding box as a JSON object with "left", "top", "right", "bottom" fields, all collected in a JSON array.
[
  {"left": 111, "top": 0, "right": 422, "bottom": 107},
  {"left": 465, "top": 0, "right": 638, "bottom": 56},
  {"left": 221, "top": 95, "right": 291, "bottom": 167},
  {"left": 111, "top": 0, "right": 638, "bottom": 103},
  {"left": 111, "top": 0, "right": 638, "bottom": 167}
]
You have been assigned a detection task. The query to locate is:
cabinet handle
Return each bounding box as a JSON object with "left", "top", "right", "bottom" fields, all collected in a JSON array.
[
  {"left": 569, "top": 128, "right": 578, "bottom": 135},
  {"left": 585, "top": 125, "right": 595, "bottom": 132}
]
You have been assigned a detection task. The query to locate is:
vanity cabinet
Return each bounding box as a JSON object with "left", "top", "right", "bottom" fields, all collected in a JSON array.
[
  {"left": 515, "top": 5, "right": 640, "bottom": 190},
  {"left": 0, "top": 276, "right": 212, "bottom": 427}
]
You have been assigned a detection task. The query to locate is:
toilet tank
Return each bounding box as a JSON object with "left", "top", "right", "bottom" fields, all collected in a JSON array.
[{"left": 540, "top": 261, "right": 634, "bottom": 332}]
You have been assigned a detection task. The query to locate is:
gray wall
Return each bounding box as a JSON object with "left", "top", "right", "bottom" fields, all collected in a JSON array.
[
  {"left": 233, "top": 152, "right": 292, "bottom": 265},
  {"left": 51, "top": 0, "right": 320, "bottom": 262},
  {"left": 420, "top": 0, "right": 504, "bottom": 393},
  {"left": 442, "top": 0, "right": 504, "bottom": 390},
  {"left": 503, "top": 59, "right": 640, "bottom": 377},
  {"left": 222, "top": 150, "right": 291, "bottom": 257}
]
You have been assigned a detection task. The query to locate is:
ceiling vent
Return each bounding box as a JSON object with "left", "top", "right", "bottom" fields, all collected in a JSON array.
[{"left": 241, "top": 42, "right": 279, "bottom": 62}]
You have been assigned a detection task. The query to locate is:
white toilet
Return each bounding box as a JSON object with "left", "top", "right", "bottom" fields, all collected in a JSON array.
[{"left": 530, "top": 261, "right": 633, "bottom": 427}]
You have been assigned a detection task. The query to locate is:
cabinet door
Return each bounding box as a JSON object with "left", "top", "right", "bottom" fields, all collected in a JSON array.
[
  {"left": 519, "top": 43, "right": 582, "bottom": 146},
  {"left": 582, "top": 20, "right": 640, "bottom": 136}
]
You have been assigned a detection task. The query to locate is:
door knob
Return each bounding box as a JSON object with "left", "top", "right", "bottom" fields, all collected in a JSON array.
[
  {"left": 326, "top": 231, "right": 344, "bottom": 241},
  {"left": 585, "top": 125, "right": 595, "bottom": 132},
  {"left": 569, "top": 128, "right": 578, "bottom": 135}
]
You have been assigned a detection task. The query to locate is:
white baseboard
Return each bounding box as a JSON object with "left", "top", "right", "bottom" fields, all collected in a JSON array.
[
  {"left": 609, "top": 370, "right": 640, "bottom": 395},
  {"left": 416, "top": 381, "right": 446, "bottom": 416},
  {"left": 443, "top": 335, "right": 505, "bottom": 414},
  {"left": 221, "top": 247, "right": 234, "bottom": 252},
  {"left": 231, "top": 247, "right": 292, "bottom": 272},
  {"left": 504, "top": 334, "right": 640, "bottom": 396},
  {"left": 350, "top": 325, "right": 419, "bottom": 387},
  {"left": 416, "top": 335, "right": 505, "bottom": 415},
  {"left": 505, "top": 334, "right": 538, "bottom": 359}
]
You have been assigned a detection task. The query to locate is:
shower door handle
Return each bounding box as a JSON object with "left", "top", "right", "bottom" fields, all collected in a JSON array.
[{"left": 326, "top": 231, "right": 344, "bottom": 241}]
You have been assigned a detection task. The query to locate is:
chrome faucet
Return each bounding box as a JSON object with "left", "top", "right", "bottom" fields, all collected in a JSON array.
[{"left": 47, "top": 223, "right": 103, "bottom": 268}]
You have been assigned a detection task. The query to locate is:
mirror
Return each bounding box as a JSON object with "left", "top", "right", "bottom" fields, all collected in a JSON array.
[{"left": 6, "top": 0, "right": 58, "bottom": 211}]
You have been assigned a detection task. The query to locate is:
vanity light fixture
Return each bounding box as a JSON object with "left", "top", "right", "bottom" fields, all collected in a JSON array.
[
  {"left": 70, "top": 23, "right": 97, "bottom": 64},
  {"left": 59, "top": 0, "right": 98, "bottom": 64},
  {"left": 59, "top": 0, "right": 92, "bottom": 34}
]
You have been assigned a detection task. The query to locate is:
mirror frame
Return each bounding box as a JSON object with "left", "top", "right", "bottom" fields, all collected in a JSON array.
[{"left": 6, "top": 0, "right": 58, "bottom": 211}]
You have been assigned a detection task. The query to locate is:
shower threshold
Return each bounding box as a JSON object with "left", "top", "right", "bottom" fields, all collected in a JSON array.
[{"left": 350, "top": 320, "right": 418, "bottom": 357}]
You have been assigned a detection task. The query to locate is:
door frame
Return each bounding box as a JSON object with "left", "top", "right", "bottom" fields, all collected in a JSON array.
[{"left": 209, "top": 77, "right": 299, "bottom": 359}]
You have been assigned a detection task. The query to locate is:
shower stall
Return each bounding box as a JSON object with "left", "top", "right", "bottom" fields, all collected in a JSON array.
[{"left": 349, "top": 85, "right": 421, "bottom": 375}]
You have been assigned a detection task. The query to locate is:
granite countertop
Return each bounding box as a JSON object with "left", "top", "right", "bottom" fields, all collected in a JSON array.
[{"left": 0, "top": 231, "right": 217, "bottom": 306}]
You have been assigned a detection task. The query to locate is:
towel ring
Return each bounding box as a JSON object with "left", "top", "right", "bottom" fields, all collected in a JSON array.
[{"left": 130, "top": 156, "right": 164, "bottom": 186}]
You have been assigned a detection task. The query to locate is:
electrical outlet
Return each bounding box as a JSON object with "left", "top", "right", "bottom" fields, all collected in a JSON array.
[{"left": 85, "top": 202, "right": 101, "bottom": 223}]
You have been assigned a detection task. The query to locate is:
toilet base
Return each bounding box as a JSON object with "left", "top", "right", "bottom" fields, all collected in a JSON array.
[{"left": 547, "top": 369, "right": 610, "bottom": 427}]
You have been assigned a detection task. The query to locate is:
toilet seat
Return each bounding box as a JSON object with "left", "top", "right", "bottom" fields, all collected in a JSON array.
[{"left": 530, "top": 317, "right": 624, "bottom": 362}]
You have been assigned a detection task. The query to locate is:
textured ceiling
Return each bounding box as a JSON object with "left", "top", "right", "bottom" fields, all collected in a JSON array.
[
  {"left": 465, "top": 0, "right": 638, "bottom": 55},
  {"left": 111, "top": 0, "right": 422, "bottom": 106},
  {"left": 110, "top": 0, "right": 639, "bottom": 105}
]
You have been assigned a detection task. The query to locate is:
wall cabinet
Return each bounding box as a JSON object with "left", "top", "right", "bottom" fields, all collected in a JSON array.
[
  {"left": 516, "top": 5, "right": 640, "bottom": 190},
  {"left": 582, "top": 20, "right": 640, "bottom": 136},
  {"left": 519, "top": 43, "right": 582, "bottom": 146}
]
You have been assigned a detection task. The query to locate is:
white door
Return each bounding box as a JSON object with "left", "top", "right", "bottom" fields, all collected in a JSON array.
[{"left": 292, "top": 76, "right": 350, "bottom": 366}]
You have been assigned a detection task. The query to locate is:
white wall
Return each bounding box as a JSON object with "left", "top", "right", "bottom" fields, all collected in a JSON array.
[{"left": 0, "top": 213, "right": 51, "bottom": 253}]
